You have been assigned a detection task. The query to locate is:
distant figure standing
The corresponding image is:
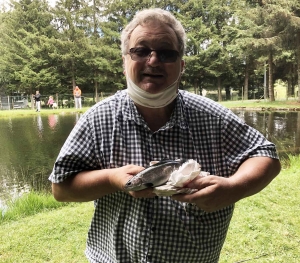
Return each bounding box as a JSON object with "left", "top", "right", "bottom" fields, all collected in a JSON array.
[
  {"left": 34, "top": 91, "right": 41, "bottom": 112},
  {"left": 73, "top": 86, "right": 82, "bottom": 109},
  {"left": 47, "top": 96, "right": 54, "bottom": 108}
]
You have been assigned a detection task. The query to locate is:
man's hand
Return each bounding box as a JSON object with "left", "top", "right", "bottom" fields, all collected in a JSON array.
[
  {"left": 172, "top": 157, "right": 281, "bottom": 212},
  {"left": 110, "top": 165, "right": 156, "bottom": 199},
  {"left": 172, "top": 175, "right": 237, "bottom": 212},
  {"left": 52, "top": 164, "right": 156, "bottom": 202},
  {"left": 108, "top": 165, "right": 145, "bottom": 191}
]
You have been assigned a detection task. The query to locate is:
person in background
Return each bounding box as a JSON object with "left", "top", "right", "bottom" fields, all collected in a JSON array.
[
  {"left": 47, "top": 96, "right": 54, "bottom": 108},
  {"left": 73, "top": 86, "right": 82, "bottom": 109},
  {"left": 49, "top": 8, "right": 281, "bottom": 263},
  {"left": 34, "top": 90, "right": 41, "bottom": 112}
]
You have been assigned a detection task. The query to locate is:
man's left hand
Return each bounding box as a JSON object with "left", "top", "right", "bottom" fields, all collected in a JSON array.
[{"left": 171, "top": 175, "right": 238, "bottom": 212}]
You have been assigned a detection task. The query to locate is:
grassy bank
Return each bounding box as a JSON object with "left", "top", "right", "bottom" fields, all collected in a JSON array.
[
  {"left": 0, "top": 99, "right": 299, "bottom": 119},
  {"left": 0, "top": 156, "right": 299, "bottom": 262},
  {"left": 0, "top": 192, "right": 69, "bottom": 223},
  {"left": 0, "top": 107, "right": 88, "bottom": 118},
  {"left": 220, "top": 99, "right": 300, "bottom": 110}
]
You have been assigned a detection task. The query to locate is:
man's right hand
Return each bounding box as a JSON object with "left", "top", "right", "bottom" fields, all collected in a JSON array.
[{"left": 52, "top": 164, "right": 155, "bottom": 202}]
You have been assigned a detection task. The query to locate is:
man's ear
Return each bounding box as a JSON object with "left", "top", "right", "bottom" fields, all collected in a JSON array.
[
  {"left": 122, "top": 56, "right": 126, "bottom": 75},
  {"left": 181, "top": 60, "right": 185, "bottom": 74}
]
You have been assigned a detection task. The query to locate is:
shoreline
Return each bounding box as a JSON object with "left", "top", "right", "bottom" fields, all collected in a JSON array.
[
  {"left": 0, "top": 99, "right": 300, "bottom": 118},
  {"left": 229, "top": 106, "right": 300, "bottom": 111}
]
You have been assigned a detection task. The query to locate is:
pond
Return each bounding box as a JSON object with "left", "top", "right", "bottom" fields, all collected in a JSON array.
[{"left": 0, "top": 110, "right": 299, "bottom": 208}]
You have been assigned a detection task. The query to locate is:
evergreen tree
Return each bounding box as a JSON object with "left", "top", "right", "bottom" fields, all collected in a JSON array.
[
  {"left": 0, "top": 0, "right": 56, "bottom": 95},
  {"left": 51, "top": 0, "right": 91, "bottom": 94}
]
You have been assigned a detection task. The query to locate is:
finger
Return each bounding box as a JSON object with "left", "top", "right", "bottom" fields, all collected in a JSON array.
[
  {"left": 184, "top": 175, "right": 217, "bottom": 189},
  {"left": 172, "top": 188, "right": 202, "bottom": 202},
  {"left": 126, "top": 165, "right": 145, "bottom": 175},
  {"left": 129, "top": 188, "right": 156, "bottom": 199}
]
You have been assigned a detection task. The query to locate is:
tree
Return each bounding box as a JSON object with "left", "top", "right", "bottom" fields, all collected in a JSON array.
[
  {"left": 180, "top": 0, "right": 240, "bottom": 101},
  {"left": 0, "top": 0, "right": 57, "bottom": 94},
  {"left": 51, "top": 0, "right": 91, "bottom": 93}
]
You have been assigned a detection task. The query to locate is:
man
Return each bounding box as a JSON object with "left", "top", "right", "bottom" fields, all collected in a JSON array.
[
  {"left": 73, "top": 85, "right": 82, "bottom": 109},
  {"left": 49, "top": 8, "right": 281, "bottom": 263},
  {"left": 34, "top": 90, "right": 41, "bottom": 112}
]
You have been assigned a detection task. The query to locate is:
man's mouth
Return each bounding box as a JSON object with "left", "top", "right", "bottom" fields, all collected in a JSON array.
[{"left": 143, "top": 73, "right": 164, "bottom": 79}]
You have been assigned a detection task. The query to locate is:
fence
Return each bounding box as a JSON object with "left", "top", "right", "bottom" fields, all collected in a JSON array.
[{"left": 0, "top": 93, "right": 113, "bottom": 110}]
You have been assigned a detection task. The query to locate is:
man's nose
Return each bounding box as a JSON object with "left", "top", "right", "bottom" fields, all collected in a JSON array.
[{"left": 147, "top": 51, "right": 160, "bottom": 64}]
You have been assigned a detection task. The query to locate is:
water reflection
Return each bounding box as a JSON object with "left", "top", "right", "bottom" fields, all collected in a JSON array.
[
  {"left": 232, "top": 111, "right": 300, "bottom": 156},
  {"left": 0, "top": 113, "right": 82, "bottom": 207},
  {"left": 0, "top": 111, "right": 298, "bottom": 207},
  {"left": 48, "top": 114, "right": 59, "bottom": 130}
]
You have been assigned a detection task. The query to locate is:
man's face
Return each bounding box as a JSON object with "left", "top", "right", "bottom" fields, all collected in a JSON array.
[{"left": 123, "top": 22, "right": 184, "bottom": 94}]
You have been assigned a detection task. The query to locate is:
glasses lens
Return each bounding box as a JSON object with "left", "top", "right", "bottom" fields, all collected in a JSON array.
[
  {"left": 129, "top": 48, "right": 179, "bottom": 63},
  {"left": 157, "top": 50, "right": 179, "bottom": 63},
  {"left": 129, "top": 48, "right": 152, "bottom": 61}
]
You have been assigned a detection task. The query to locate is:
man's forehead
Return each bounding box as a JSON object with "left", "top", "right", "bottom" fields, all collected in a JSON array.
[{"left": 129, "top": 24, "right": 178, "bottom": 48}]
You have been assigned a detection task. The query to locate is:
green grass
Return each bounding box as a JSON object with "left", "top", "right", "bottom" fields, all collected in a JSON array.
[
  {"left": 0, "top": 202, "right": 93, "bottom": 263},
  {"left": 0, "top": 192, "right": 69, "bottom": 223},
  {"left": 0, "top": 107, "right": 88, "bottom": 118},
  {"left": 0, "top": 155, "right": 299, "bottom": 262},
  {"left": 220, "top": 155, "right": 300, "bottom": 263},
  {"left": 220, "top": 99, "right": 300, "bottom": 110}
]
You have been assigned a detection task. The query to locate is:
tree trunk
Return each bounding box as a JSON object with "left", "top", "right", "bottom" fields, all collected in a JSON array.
[
  {"left": 225, "top": 86, "right": 231, "bottom": 101},
  {"left": 244, "top": 63, "right": 249, "bottom": 100},
  {"left": 287, "top": 65, "right": 292, "bottom": 99},
  {"left": 268, "top": 52, "right": 275, "bottom": 102},
  {"left": 297, "top": 32, "right": 300, "bottom": 102},
  {"left": 285, "top": 77, "right": 292, "bottom": 100},
  {"left": 264, "top": 62, "right": 268, "bottom": 100},
  {"left": 296, "top": 112, "right": 300, "bottom": 151},
  {"left": 95, "top": 79, "right": 99, "bottom": 103},
  {"left": 217, "top": 77, "right": 222, "bottom": 102},
  {"left": 193, "top": 79, "right": 198, "bottom": 94}
]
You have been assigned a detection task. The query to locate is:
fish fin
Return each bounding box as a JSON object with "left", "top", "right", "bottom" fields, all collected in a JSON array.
[
  {"left": 144, "top": 183, "right": 154, "bottom": 188},
  {"left": 150, "top": 159, "right": 174, "bottom": 167},
  {"left": 150, "top": 161, "right": 160, "bottom": 166}
]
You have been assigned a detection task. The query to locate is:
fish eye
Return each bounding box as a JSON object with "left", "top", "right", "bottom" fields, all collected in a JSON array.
[{"left": 126, "top": 182, "right": 132, "bottom": 186}]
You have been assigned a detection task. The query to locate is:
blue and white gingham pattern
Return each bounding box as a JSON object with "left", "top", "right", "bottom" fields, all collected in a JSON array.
[{"left": 49, "top": 90, "right": 278, "bottom": 263}]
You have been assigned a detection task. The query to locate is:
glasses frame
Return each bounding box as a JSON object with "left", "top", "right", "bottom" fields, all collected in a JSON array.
[{"left": 128, "top": 47, "right": 180, "bottom": 63}]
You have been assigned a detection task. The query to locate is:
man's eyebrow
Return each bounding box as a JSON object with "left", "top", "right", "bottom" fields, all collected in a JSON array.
[{"left": 134, "top": 40, "right": 174, "bottom": 48}]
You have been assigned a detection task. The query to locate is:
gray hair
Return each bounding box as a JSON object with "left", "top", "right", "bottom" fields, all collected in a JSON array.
[{"left": 121, "top": 8, "right": 186, "bottom": 58}]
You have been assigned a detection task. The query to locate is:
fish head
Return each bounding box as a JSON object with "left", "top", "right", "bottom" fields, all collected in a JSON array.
[{"left": 124, "top": 176, "right": 153, "bottom": 191}]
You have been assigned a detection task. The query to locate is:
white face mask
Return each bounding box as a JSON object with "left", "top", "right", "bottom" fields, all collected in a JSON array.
[{"left": 125, "top": 66, "right": 182, "bottom": 109}]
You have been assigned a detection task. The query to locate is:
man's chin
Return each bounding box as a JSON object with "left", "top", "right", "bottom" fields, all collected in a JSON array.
[{"left": 140, "top": 83, "right": 166, "bottom": 94}]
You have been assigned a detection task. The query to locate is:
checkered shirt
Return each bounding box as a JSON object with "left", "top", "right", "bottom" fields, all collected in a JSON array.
[{"left": 49, "top": 90, "right": 278, "bottom": 263}]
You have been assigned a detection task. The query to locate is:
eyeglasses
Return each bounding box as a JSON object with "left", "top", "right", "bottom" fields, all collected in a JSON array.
[{"left": 128, "top": 47, "right": 179, "bottom": 63}]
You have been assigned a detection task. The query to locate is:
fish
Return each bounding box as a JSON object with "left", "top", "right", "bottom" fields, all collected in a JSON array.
[{"left": 124, "top": 159, "right": 185, "bottom": 191}]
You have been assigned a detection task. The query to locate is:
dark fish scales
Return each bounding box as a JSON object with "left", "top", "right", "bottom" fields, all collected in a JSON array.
[{"left": 124, "top": 159, "right": 185, "bottom": 191}]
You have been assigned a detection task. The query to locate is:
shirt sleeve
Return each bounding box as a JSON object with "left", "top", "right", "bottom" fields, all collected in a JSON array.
[{"left": 49, "top": 114, "right": 100, "bottom": 183}]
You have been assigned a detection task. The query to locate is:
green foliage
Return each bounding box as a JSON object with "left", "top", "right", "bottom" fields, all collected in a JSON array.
[{"left": 0, "top": 0, "right": 300, "bottom": 101}]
